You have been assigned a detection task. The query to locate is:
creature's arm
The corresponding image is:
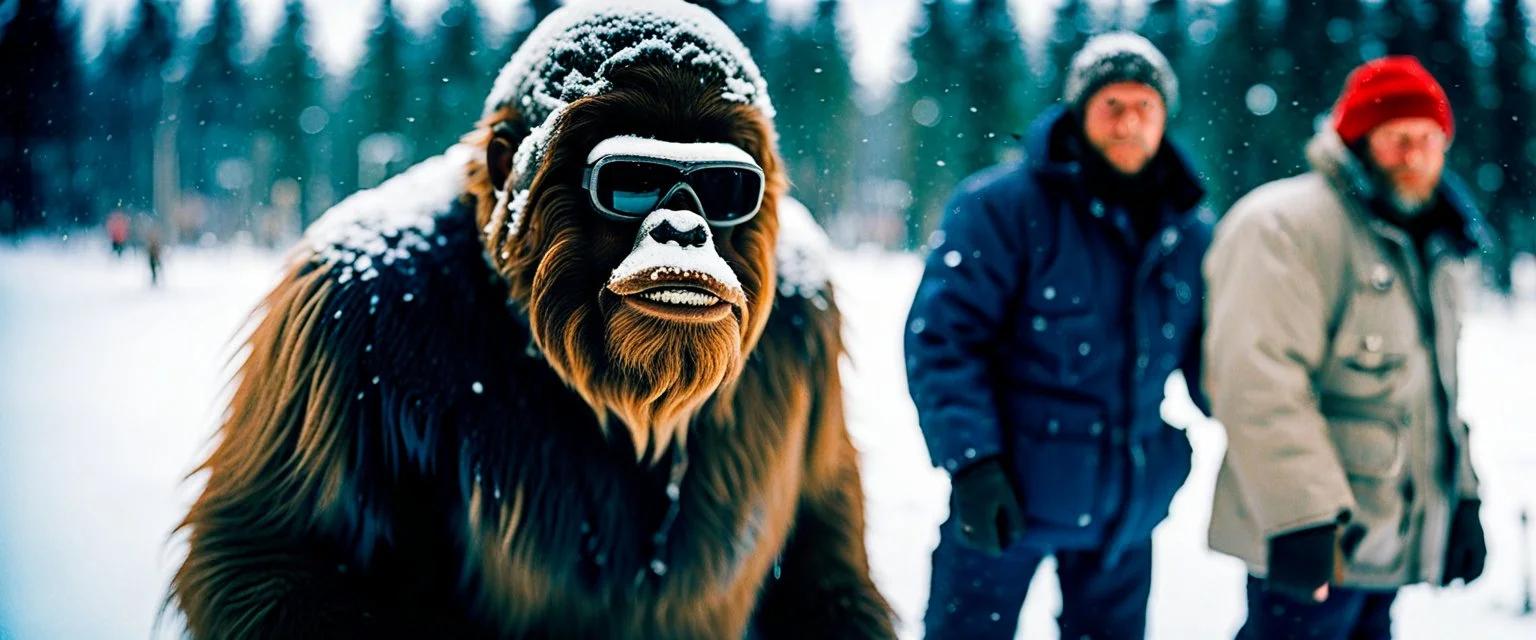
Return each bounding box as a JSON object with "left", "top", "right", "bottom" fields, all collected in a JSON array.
[
  {"left": 752, "top": 289, "right": 896, "bottom": 639},
  {"left": 167, "top": 258, "right": 462, "bottom": 638}
]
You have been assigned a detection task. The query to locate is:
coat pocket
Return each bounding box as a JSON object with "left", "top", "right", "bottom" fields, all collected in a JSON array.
[
  {"left": 1326, "top": 339, "right": 1408, "bottom": 402},
  {"left": 1013, "top": 437, "right": 1103, "bottom": 528},
  {"left": 1329, "top": 418, "right": 1409, "bottom": 572},
  {"left": 1010, "top": 287, "right": 1101, "bottom": 385},
  {"left": 1329, "top": 418, "right": 1405, "bottom": 480},
  {"left": 1323, "top": 270, "right": 1418, "bottom": 402},
  {"left": 1007, "top": 402, "right": 1108, "bottom": 529}
]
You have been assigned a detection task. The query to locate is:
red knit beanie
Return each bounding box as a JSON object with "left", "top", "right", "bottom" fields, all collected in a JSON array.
[{"left": 1332, "top": 56, "right": 1454, "bottom": 145}]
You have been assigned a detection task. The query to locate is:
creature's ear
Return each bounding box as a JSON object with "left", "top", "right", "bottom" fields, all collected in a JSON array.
[{"left": 488, "top": 122, "right": 518, "bottom": 193}]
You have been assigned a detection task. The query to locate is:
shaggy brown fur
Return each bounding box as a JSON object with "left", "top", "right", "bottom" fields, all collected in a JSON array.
[{"left": 167, "top": 62, "right": 895, "bottom": 639}]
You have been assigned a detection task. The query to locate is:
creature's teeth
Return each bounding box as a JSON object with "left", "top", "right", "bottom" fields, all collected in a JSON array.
[{"left": 640, "top": 288, "right": 720, "bottom": 307}]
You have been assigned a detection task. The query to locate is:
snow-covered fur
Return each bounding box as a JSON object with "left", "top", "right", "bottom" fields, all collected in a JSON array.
[
  {"left": 168, "top": 2, "right": 894, "bottom": 638},
  {"left": 482, "top": 0, "right": 774, "bottom": 222},
  {"left": 1063, "top": 31, "right": 1180, "bottom": 114}
]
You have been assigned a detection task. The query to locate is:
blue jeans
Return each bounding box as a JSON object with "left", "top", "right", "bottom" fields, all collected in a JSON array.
[
  {"left": 1237, "top": 574, "right": 1397, "bottom": 640},
  {"left": 923, "top": 514, "right": 1153, "bottom": 640}
]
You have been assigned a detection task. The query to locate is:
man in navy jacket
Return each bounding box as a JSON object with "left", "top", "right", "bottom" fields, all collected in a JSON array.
[{"left": 905, "top": 32, "right": 1211, "bottom": 640}]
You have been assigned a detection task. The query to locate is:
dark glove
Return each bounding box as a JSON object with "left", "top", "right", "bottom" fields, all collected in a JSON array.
[
  {"left": 1442, "top": 499, "right": 1487, "bottom": 585},
  {"left": 950, "top": 458, "right": 1024, "bottom": 556},
  {"left": 1265, "top": 525, "right": 1338, "bottom": 603}
]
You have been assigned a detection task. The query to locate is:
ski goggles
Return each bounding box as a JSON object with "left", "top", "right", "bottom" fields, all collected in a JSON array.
[{"left": 581, "top": 137, "right": 765, "bottom": 227}]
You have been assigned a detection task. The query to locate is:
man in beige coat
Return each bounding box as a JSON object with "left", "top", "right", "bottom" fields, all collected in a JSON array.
[{"left": 1203, "top": 56, "right": 1490, "bottom": 639}]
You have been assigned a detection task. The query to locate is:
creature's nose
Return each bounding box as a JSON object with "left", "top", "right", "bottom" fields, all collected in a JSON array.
[{"left": 648, "top": 219, "right": 708, "bottom": 248}]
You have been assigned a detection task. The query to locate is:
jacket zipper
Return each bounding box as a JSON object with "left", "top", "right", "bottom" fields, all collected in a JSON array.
[{"left": 1107, "top": 213, "right": 1181, "bottom": 563}]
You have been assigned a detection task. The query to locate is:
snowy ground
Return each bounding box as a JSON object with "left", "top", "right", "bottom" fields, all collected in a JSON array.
[{"left": 1, "top": 237, "right": 1534, "bottom": 639}]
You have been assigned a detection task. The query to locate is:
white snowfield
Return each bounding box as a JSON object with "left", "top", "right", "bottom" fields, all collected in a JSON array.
[{"left": 1, "top": 237, "right": 1534, "bottom": 639}]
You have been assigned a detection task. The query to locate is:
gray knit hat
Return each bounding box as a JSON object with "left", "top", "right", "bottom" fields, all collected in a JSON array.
[{"left": 1063, "top": 32, "right": 1179, "bottom": 115}]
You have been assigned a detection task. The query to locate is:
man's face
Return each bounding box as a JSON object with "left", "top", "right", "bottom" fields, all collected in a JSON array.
[
  {"left": 1364, "top": 117, "right": 1447, "bottom": 214},
  {"left": 1082, "top": 82, "right": 1166, "bottom": 176}
]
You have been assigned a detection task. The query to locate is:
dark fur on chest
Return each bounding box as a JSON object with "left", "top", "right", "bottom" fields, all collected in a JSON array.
[{"left": 299, "top": 202, "right": 811, "bottom": 634}]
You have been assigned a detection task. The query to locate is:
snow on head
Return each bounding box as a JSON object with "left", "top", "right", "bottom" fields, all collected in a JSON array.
[
  {"left": 484, "top": 0, "right": 774, "bottom": 201},
  {"left": 1063, "top": 30, "right": 1180, "bottom": 114},
  {"left": 587, "top": 135, "right": 759, "bottom": 165},
  {"left": 304, "top": 144, "right": 473, "bottom": 283},
  {"left": 608, "top": 209, "right": 742, "bottom": 295},
  {"left": 774, "top": 195, "right": 831, "bottom": 303}
]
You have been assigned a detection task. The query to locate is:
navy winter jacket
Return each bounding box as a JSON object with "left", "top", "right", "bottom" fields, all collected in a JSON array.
[{"left": 905, "top": 106, "right": 1212, "bottom": 559}]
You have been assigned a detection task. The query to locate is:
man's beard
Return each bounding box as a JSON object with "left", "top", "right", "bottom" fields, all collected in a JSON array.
[{"left": 1363, "top": 158, "right": 1439, "bottom": 217}]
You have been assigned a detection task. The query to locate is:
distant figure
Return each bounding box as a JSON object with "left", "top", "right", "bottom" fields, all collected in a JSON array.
[
  {"left": 145, "top": 226, "right": 164, "bottom": 287},
  {"left": 107, "top": 210, "right": 130, "bottom": 258}
]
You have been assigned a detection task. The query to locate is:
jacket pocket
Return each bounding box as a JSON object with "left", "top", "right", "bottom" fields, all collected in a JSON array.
[
  {"left": 1007, "top": 402, "right": 1107, "bottom": 528},
  {"left": 1325, "top": 338, "right": 1408, "bottom": 402},
  {"left": 1329, "top": 418, "right": 1409, "bottom": 572},
  {"left": 1013, "top": 437, "right": 1103, "bottom": 528},
  {"left": 1329, "top": 418, "right": 1405, "bottom": 480},
  {"left": 1323, "top": 271, "right": 1418, "bottom": 402},
  {"left": 1010, "top": 286, "right": 1101, "bottom": 385}
]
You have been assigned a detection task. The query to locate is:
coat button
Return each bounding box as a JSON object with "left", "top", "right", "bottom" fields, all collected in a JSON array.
[
  {"left": 1090, "top": 421, "right": 1104, "bottom": 436},
  {"left": 1043, "top": 286, "right": 1057, "bottom": 300},
  {"left": 1047, "top": 419, "right": 1061, "bottom": 435},
  {"left": 1364, "top": 335, "right": 1384, "bottom": 352},
  {"left": 1078, "top": 514, "right": 1093, "bottom": 527},
  {"left": 1371, "top": 264, "right": 1395, "bottom": 291},
  {"left": 1161, "top": 229, "right": 1180, "bottom": 253},
  {"left": 1090, "top": 199, "right": 1106, "bottom": 217}
]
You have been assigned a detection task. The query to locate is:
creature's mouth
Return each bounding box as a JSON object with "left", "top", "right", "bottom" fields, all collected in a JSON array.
[
  {"left": 608, "top": 270, "right": 742, "bottom": 323},
  {"left": 637, "top": 285, "right": 721, "bottom": 307}
]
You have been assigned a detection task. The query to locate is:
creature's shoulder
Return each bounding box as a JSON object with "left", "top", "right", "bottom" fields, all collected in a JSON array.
[
  {"left": 294, "top": 145, "right": 522, "bottom": 383},
  {"left": 300, "top": 144, "right": 481, "bottom": 286},
  {"left": 771, "top": 196, "right": 835, "bottom": 306},
  {"left": 762, "top": 196, "right": 841, "bottom": 361}
]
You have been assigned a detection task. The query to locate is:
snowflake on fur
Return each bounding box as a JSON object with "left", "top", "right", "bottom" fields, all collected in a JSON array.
[{"left": 305, "top": 145, "right": 473, "bottom": 283}]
